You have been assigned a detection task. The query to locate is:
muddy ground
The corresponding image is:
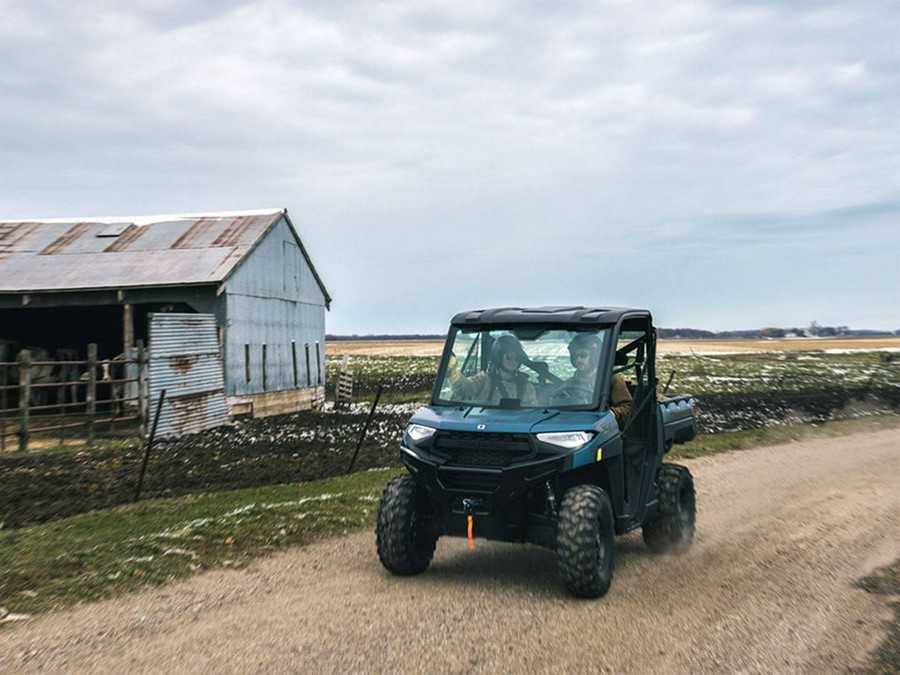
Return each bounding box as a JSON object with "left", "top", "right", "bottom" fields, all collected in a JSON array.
[
  {"left": 0, "top": 388, "right": 895, "bottom": 530},
  {"left": 0, "top": 406, "right": 410, "bottom": 529}
]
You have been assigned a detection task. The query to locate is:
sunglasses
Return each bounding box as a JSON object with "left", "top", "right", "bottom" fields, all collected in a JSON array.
[{"left": 572, "top": 351, "right": 593, "bottom": 360}]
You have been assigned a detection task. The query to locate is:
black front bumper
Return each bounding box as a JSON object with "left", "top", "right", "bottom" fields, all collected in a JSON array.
[{"left": 401, "top": 444, "right": 564, "bottom": 544}]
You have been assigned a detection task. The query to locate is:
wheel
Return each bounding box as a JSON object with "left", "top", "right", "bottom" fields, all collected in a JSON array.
[
  {"left": 642, "top": 463, "right": 696, "bottom": 554},
  {"left": 376, "top": 474, "right": 438, "bottom": 576},
  {"left": 556, "top": 484, "right": 615, "bottom": 598}
]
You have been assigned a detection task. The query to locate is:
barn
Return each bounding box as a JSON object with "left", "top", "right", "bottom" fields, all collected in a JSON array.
[{"left": 0, "top": 208, "right": 331, "bottom": 432}]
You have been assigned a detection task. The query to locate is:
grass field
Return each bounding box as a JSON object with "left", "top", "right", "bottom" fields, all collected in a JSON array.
[
  {"left": 327, "top": 336, "right": 900, "bottom": 357},
  {"left": 325, "top": 337, "right": 900, "bottom": 406}
]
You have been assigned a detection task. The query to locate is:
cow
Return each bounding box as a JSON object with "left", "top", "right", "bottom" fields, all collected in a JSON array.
[
  {"left": 21, "top": 347, "right": 56, "bottom": 407},
  {"left": 54, "top": 347, "right": 82, "bottom": 406},
  {"left": 100, "top": 353, "right": 130, "bottom": 416}
]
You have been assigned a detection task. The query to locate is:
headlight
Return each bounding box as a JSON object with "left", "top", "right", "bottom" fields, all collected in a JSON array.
[
  {"left": 536, "top": 431, "right": 594, "bottom": 449},
  {"left": 406, "top": 424, "right": 436, "bottom": 442}
]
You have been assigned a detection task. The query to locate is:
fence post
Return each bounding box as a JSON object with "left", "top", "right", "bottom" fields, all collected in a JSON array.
[
  {"left": 17, "top": 349, "right": 31, "bottom": 452},
  {"left": 0, "top": 358, "right": 7, "bottom": 453},
  {"left": 347, "top": 382, "right": 383, "bottom": 474},
  {"left": 86, "top": 343, "right": 97, "bottom": 446},
  {"left": 137, "top": 339, "right": 148, "bottom": 438}
]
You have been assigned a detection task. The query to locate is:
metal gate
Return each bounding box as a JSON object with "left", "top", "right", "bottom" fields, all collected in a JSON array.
[{"left": 149, "top": 313, "right": 228, "bottom": 437}]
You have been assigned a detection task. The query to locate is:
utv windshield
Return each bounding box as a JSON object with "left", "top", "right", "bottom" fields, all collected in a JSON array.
[{"left": 435, "top": 326, "right": 612, "bottom": 409}]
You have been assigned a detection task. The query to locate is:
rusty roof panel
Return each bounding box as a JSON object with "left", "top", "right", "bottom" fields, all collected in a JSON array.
[
  {"left": 0, "top": 209, "right": 288, "bottom": 292},
  {"left": 212, "top": 215, "right": 259, "bottom": 247},
  {"left": 0, "top": 223, "right": 41, "bottom": 249},
  {"left": 0, "top": 222, "right": 63, "bottom": 253},
  {"left": 39, "top": 222, "right": 98, "bottom": 255},
  {"left": 103, "top": 224, "right": 146, "bottom": 252},
  {"left": 0, "top": 249, "right": 233, "bottom": 292},
  {"left": 170, "top": 217, "right": 223, "bottom": 249}
]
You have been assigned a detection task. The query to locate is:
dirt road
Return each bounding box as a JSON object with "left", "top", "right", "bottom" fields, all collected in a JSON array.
[{"left": 2, "top": 429, "right": 898, "bottom": 673}]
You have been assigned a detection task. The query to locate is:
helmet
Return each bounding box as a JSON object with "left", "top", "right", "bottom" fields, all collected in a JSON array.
[
  {"left": 490, "top": 334, "right": 527, "bottom": 372},
  {"left": 567, "top": 333, "right": 601, "bottom": 368}
]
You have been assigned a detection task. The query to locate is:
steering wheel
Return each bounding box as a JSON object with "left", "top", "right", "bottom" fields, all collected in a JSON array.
[
  {"left": 526, "top": 359, "right": 563, "bottom": 385},
  {"left": 546, "top": 381, "right": 594, "bottom": 404}
]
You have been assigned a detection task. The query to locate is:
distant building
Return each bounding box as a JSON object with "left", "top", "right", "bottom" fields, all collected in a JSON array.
[{"left": 0, "top": 208, "right": 331, "bottom": 424}]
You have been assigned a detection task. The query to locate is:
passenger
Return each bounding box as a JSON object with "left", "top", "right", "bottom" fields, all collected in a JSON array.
[
  {"left": 559, "top": 333, "right": 632, "bottom": 427},
  {"left": 449, "top": 334, "right": 538, "bottom": 406}
]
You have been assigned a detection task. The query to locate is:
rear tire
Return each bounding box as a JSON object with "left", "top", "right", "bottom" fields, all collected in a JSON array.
[
  {"left": 642, "top": 463, "right": 696, "bottom": 554},
  {"left": 556, "top": 485, "right": 615, "bottom": 599},
  {"left": 376, "top": 474, "right": 438, "bottom": 576}
]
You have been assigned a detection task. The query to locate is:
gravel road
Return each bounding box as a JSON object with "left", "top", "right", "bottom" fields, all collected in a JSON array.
[{"left": 2, "top": 428, "right": 897, "bottom": 673}]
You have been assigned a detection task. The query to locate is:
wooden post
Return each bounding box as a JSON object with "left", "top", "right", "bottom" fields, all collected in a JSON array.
[
  {"left": 17, "top": 349, "right": 31, "bottom": 452},
  {"left": 123, "top": 303, "right": 134, "bottom": 351},
  {"left": 86, "top": 343, "right": 97, "bottom": 446},
  {"left": 137, "top": 340, "right": 148, "bottom": 438},
  {"left": 1, "top": 359, "right": 8, "bottom": 453}
]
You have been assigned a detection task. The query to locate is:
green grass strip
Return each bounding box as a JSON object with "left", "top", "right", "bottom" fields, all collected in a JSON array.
[
  {"left": 1, "top": 416, "right": 897, "bottom": 618},
  {"left": 0, "top": 468, "right": 401, "bottom": 617}
]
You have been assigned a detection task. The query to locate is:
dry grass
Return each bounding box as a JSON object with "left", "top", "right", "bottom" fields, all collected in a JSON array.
[
  {"left": 327, "top": 336, "right": 900, "bottom": 357},
  {"left": 326, "top": 339, "right": 446, "bottom": 357},
  {"left": 657, "top": 336, "right": 900, "bottom": 354}
]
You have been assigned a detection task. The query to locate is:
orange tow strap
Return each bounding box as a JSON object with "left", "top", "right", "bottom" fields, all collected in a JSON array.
[{"left": 467, "top": 514, "right": 475, "bottom": 549}]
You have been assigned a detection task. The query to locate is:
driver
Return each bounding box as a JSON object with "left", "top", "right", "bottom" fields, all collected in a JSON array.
[
  {"left": 449, "top": 334, "right": 538, "bottom": 405},
  {"left": 563, "top": 333, "right": 632, "bottom": 427}
]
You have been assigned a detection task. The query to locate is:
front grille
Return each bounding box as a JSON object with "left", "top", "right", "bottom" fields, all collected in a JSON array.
[
  {"left": 433, "top": 431, "right": 534, "bottom": 467},
  {"left": 439, "top": 468, "right": 502, "bottom": 492}
]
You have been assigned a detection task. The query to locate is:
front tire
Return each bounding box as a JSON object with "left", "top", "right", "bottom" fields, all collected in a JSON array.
[
  {"left": 642, "top": 463, "right": 696, "bottom": 554},
  {"left": 556, "top": 485, "right": 615, "bottom": 599},
  {"left": 376, "top": 474, "right": 438, "bottom": 576}
]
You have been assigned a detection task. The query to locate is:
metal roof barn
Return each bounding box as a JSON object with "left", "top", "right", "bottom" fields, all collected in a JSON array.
[{"left": 0, "top": 208, "right": 331, "bottom": 432}]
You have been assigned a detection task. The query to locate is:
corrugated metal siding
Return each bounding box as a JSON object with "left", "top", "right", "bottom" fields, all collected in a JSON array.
[
  {"left": 149, "top": 313, "right": 229, "bottom": 438},
  {"left": 222, "top": 217, "right": 327, "bottom": 397},
  {"left": 224, "top": 295, "right": 325, "bottom": 396}
]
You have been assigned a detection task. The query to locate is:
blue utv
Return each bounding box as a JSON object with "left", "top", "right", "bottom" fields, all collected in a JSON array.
[{"left": 376, "top": 307, "right": 698, "bottom": 598}]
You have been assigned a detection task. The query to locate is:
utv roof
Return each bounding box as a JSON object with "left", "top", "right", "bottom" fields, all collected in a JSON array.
[{"left": 450, "top": 306, "right": 651, "bottom": 326}]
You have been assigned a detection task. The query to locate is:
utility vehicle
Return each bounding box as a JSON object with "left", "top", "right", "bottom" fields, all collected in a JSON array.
[{"left": 376, "top": 306, "right": 697, "bottom": 598}]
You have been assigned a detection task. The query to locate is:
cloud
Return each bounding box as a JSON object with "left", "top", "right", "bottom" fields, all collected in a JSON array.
[{"left": 0, "top": 0, "right": 897, "bottom": 331}]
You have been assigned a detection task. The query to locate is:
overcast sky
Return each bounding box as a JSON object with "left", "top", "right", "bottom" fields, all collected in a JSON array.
[{"left": 1, "top": 0, "right": 898, "bottom": 333}]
